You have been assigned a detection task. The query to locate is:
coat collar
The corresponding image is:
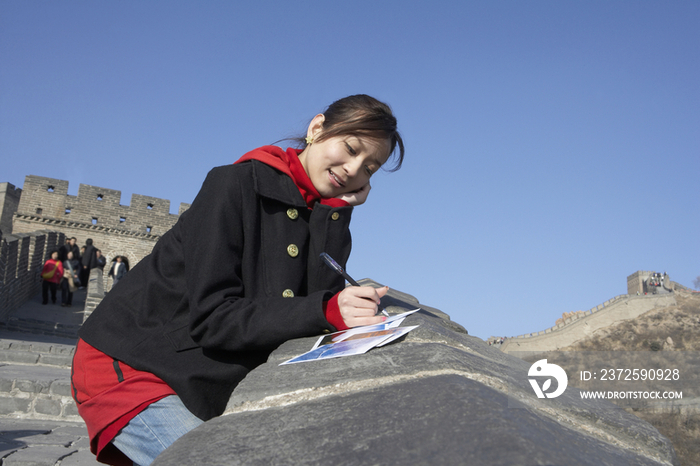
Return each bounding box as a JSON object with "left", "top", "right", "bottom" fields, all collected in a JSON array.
[{"left": 250, "top": 160, "right": 308, "bottom": 208}]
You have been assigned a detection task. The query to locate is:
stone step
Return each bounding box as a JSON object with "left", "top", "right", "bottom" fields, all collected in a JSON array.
[
  {"left": 0, "top": 364, "right": 79, "bottom": 421},
  {"left": 0, "top": 338, "right": 75, "bottom": 368}
]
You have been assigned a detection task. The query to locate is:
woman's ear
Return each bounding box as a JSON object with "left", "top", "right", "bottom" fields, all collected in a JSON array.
[{"left": 306, "top": 114, "right": 325, "bottom": 141}]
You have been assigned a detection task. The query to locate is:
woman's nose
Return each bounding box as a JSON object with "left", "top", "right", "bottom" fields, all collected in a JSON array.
[{"left": 344, "top": 159, "right": 361, "bottom": 178}]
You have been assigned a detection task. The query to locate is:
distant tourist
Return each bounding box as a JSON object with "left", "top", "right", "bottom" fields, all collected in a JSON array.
[
  {"left": 61, "top": 251, "right": 80, "bottom": 307},
  {"left": 58, "top": 238, "right": 70, "bottom": 261},
  {"left": 59, "top": 237, "right": 81, "bottom": 262},
  {"left": 108, "top": 256, "right": 129, "bottom": 287},
  {"left": 79, "top": 238, "right": 97, "bottom": 286},
  {"left": 41, "top": 250, "right": 64, "bottom": 305},
  {"left": 95, "top": 249, "right": 106, "bottom": 270},
  {"left": 71, "top": 94, "right": 405, "bottom": 465}
]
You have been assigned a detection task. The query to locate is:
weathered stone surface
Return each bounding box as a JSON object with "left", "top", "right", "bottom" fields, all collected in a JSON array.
[
  {"left": 155, "top": 286, "right": 678, "bottom": 466},
  {"left": 34, "top": 398, "right": 62, "bottom": 417},
  {"left": 157, "top": 375, "right": 672, "bottom": 466},
  {"left": 0, "top": 420, "right": 96, "bottom": 466},
  {"left": 0, "top": 396, "right": 31, "bottom": 415},
  {"left": 2, "top": 444, "right": 77, "bottom": 465}
]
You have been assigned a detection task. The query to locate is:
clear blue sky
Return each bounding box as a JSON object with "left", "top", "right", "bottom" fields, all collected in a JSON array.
[{"left": 2, "top": 1, "right": 698, "bottom": 339}]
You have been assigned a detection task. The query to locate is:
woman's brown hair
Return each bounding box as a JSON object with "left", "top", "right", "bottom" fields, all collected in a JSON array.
[{"left": 300, "top": 94, "right": 405, "bottom": 172}]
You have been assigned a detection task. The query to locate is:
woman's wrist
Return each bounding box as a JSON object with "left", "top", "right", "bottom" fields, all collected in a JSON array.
[{"left": 323, "top": 292, "right": 350, "bottom": 331}]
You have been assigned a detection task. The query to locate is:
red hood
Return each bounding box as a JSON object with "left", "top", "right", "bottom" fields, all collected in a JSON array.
[{"left": 234, "top": 146, "right": 348, "bottom": 209}]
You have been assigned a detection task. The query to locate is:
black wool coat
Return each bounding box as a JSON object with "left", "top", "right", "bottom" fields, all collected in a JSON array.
[{"left": 78, "top": 160, "right": 353, "bottom": 420}]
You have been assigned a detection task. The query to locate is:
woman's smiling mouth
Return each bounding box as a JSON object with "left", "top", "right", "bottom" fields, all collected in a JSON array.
[{"left": 328, "top": 169, "right": 345, "bottom": 188}]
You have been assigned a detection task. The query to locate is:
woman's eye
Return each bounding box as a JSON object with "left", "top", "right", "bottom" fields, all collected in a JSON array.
[
  {"left": 365, "top": 166, "right": 373, "bottom": 176},
  {"left": 345, "top": 143, "right": 357, "bottom": 155}
]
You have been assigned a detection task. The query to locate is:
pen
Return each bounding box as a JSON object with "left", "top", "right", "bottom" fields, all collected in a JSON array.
[{"left": 320, "top": 252, "right": 390, "bottom": 317}]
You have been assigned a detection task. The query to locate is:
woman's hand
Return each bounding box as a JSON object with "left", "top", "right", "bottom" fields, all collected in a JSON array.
[
  {"left": 335, "top": 182, "right": 371, "bottom": 206},
  {"left": 337, "top": 285, "right": 389, "bottom": 328}
]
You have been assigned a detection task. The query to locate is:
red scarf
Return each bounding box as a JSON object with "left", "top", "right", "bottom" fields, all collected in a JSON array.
[{"left": 234, "top": 146, "right": 349, "bottom": 209}]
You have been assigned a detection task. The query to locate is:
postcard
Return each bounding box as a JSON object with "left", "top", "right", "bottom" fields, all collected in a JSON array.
[
  {"left": 280, "top": 310, "right": 421, "bottom": 365},
  {"left": 309, "top": 309, "right": 420, "bottom": 350},
  {"left": 279, "top": 335, "right": 388, "bottom": 365}
]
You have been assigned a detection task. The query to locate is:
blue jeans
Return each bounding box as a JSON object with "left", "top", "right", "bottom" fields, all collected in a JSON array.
[{"left": 112, "top": 395, "right": 204, "bottom": 466}]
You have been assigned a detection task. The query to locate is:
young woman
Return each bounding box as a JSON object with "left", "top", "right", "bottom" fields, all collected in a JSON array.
[{"left": 71, "top": 94, "right": 404, "bottom": 466}]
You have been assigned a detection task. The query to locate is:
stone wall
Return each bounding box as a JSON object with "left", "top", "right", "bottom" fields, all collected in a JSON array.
[
  {"left": 0, "top": 230, "right": 65, "bottom": 322},
  {"left": 154, "top": 282, "right": 678, "bottom": 466},
  {"left": 13, "top": 214, "right": 161, "bottom": 292},
  {"left": 9, "top": 175, "right": 191, "bottom": 292},
  {"left": 0, "top": 182, "right": 22, "bottom": 235},
  {"left": 628, "top": 270, "right": 652, "bottom": 295},
  {"left": 16, "top": 175, "right": 189, "bottom": 236}
]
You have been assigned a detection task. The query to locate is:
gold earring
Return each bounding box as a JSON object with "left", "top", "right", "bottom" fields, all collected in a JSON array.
[{"left": 305, "top": 136, "right": 313, "bottom": 145}]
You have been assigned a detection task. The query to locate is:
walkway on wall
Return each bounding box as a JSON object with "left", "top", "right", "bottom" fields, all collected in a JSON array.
[
  {"left": 0, "top": 286, "right": 97, "bottom": 464},
  {"left": 0, "top": 287, "right": 85, "bottom": 341}
]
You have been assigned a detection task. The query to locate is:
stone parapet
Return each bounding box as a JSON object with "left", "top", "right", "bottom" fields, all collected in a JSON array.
[
  {"left": 82, "top": 268, "right": 104, "bottom": 322},
  {"left": 154, "top": 283, "right": 677, "bottom": 466},
  {"left": 0, "top": 230, "right": 64, "bottom": 322}
]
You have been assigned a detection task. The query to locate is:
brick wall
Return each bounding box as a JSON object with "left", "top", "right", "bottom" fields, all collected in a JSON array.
[
  {"left": 627, "top": 271, "right": 652, "bottom": 295},
  {"left": 16, "top": 175, "right": 189, "bottom": 236},
  {"left": 0, "top": 182, "right": 22, "bottom": 235},
  {"left": 0, "top": 230, "right": 65, "bottom": 321},
  {"left": 10, "top": 175, "right": 192, "bottom": 292}
]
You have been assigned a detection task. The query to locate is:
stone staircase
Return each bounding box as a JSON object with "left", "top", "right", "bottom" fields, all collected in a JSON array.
[{"left": 0, "top": 338, "right": 78, "bottom": 422}]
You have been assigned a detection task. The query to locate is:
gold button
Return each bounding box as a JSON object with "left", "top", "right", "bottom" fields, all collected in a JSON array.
[
  {"left": 287, "top": 208, "right": 298, "bottom": 220},
  {"left": 282, "top": 289, "right": 294, "bottom": 298},
  {"left": 331, "top": 212, "right": 340, "bottom": 221},
  {"left": 322, "top": 329, "right": 331, "bottom": 334},
  {"left": 287, "top": 244, "right": 299, "bottom": 257}
]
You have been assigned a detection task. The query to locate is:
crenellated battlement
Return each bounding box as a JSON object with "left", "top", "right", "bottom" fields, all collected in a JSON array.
[
  {"left": 15, "top": 175, "right": 189, "bottom": 236},
  {"left": 0, "top": 175, "right": 193, "bottom": 304}
]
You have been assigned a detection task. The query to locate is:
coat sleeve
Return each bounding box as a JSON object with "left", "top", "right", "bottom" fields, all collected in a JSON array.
[{"left": 179, "top": 165, "right": 348, "bottom": 353}]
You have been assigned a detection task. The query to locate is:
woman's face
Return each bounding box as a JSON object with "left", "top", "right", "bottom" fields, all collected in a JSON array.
[
  {"left": 299, "top": 115, "right": 390, "bottom": 198},
  {"left": 51, "top": 252, "right": 58, "bottom": 260}
]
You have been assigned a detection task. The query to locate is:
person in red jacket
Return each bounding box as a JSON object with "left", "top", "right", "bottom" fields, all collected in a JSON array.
[
  {"left": 72, "top": 94, "right": 405, "bottom": 466},
  {"left": 41, "top": 249, "right": 64, "bottom": 305}
]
